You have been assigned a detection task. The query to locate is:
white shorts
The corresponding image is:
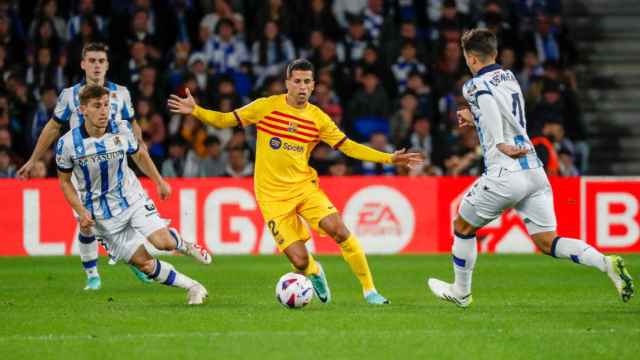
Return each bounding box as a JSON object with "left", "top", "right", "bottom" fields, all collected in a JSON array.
[
  {"left": 92, "top": 197, "right": 167, "bottom": 262},
  {"left": 459, "top": 166, "right": 557, "bottom": 235}
]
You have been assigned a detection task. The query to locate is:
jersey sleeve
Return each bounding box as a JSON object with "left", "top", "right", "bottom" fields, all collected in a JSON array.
[
  {"left": 317, "top": 111, "right": 348, "bottom": 149},
  {"left": 53, "top": 88, "right": 72, "bottom": 125},
  {"left": 120, "top": 88, "right": 135, "bottom": 121},
  {"left": 192, "top": 97, "right": 269, "bottom": 128},
  {"left": 463, "top": 79, "right": 494, "bottom": 108},
  {"left": 318, "top": 108, "right": 392, "bottom": 163},
  {"left": 233, "top": 97, "right": 270, "bottom": 126},
  {"left": 123, "top": 121, "right": 140, "bottom": 154},
  {"left": 55, "top": 136, "right": 73, "bottom": 172},
  {"left": 477, "top": 93, "right": 505, "bottom": 144}
]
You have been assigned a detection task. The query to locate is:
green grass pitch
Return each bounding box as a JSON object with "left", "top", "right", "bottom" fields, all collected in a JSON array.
[{"left": 1, "top": 254, "right": 639, "bottom": 359}]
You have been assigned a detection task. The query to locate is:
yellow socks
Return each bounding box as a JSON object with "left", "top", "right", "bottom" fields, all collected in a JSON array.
[
  {"left": 339, "top": 234, "right": 375, "bottom": 293},
  {"left": 298, "top": 253, "right": 320, "bottom": 276}
]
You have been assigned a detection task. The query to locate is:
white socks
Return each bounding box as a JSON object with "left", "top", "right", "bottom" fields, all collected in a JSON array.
[
  {"left": 448, "top": 234, "right": 607, "bottom": 296},
  {"left": 452, "top": 232, "right": 477, "bottom": 296},
  {"left": 79, "top": 233, "right": 99, "bottom": 278},
  {"left": 147, "top": 259, "right": 196, "bottom": 289},
  {"left": 168, "top": 228, "right": 184, "bottom": 251},
  {"left": 551, "top": 237, "right": 607, "bottom": 272}
]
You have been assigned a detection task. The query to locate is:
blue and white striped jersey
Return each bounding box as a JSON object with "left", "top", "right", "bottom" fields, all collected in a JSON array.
[
  {"left": 462, "top": 64, "right": 542, "bottom": 173},
  {"left": 55, "top": 120, "right": 144, "bottom": 220},
  {"left": 53, "top": 80, "right": 135, "bottom": 128}
]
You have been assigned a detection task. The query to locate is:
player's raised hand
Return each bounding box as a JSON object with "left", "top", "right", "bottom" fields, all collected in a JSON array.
[
  {"left": 16, "top": 160, "right": 34, "bottom": 179},
  {"left": 157, "top": 179, "right": 172, "bottom": 200},
  {"left": 391, "top": 148, "right": 425, "bottom": 169},
  {"left": 496, "top": 143, "right": 529, "bottom": 158},
  {"left": 457, "top": 108, "right": 475, "bottom": 128},
  {"left": 168, "top": 88, "right": 196, "bottom": 115}
]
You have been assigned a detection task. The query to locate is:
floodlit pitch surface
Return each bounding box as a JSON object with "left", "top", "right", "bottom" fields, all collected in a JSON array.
[{"left": 1, "top": 255, "right": 638, "bottom": 359}]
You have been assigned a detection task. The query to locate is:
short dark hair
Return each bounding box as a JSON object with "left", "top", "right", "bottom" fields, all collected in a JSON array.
[
  {"left": 215, "top": 17, "right": 235, "bottom": 34},
  {"left": 81, "top": 42, "right": 109, "bottom": 59},
  {"left": 285, "top": 59, "right": 314, "bottom": 79},
  {"left": 401, "top": 40, "right": 417, "bottom": 50},
  {"left": 40, "top": 83, "right": 58, "bottom": 94},
  {"left": 204, "top": 135, "right": 220, "bottom": 146},
  {"left": 79, "top": 84, "right": 108, "bottom": 105},
  {"left": 169, "top": 135, "right": 188, "bottom": 147},
  {"left": 461, "top": 28, "right": 497, "bottom": 61}
]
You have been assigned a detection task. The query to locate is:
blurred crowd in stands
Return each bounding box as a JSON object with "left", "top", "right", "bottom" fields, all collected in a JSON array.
[{"left": 0, "top": 0, "right": 588, "bottom": 179}]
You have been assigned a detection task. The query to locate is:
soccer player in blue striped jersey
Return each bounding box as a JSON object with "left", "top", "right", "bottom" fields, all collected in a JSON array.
[
  {"left": 56, "top": 85, "right": 211, "bottom": 304},
  {"left": 18, "top": 42, "right": 154, "bottom": 289},
  {"left": 427, "top": 29, "right": 634, "bottom": 307}
]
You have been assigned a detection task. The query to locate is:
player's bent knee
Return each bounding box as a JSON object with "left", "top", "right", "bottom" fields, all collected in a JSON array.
[
  {"left": 138, "top": 259, "right": 156, "bottom": 274},
  {"left": 323, "top": 221, "right": 350, "bottom": 242},
  {"left": 129, "top": 245, "right": 154, "bottom": 269},
  {"left": 453, "top": 217, "right": 476, "bottom": 237},
  {"left": 333, "top": 225, "right": 350, "bottom": 243},
  {"left": 147, "top": 228, "right": 175, "bottom": 251},
  {"left": 291, "top": 253, "right": 309, "bottom": 270},
  {"left": 320, "top": 214, "right": 349, "bottom": 241}
]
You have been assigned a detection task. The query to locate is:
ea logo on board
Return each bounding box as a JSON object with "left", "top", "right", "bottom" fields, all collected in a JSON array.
[
  {"left": 270, "top": 137, "right": 282, "bottom": 149},
  {"left": 343, "top": 185, "right": 415, "bottom": 254}
]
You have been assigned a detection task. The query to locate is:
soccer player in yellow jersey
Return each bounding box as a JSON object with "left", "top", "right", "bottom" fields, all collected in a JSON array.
[{"left": 168, "top": 59, "right": 423, "bottom": 304}]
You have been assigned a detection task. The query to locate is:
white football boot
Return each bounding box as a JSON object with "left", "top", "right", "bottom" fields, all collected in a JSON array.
[
  {"left": 187, "top": 283, "right": 209, "bottom": 305},
  {"left": 606, "top": 256, "right": 634, "bottom": 302},
  {"left": 169, "top": 227, "right": 212, "bottom": 265},
  {"left": 427, "top": 278, "right": 473, "bottom": 308}
]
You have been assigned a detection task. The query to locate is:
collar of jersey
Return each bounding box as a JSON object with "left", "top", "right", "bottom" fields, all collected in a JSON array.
[
  {"left": 476, "top": 63, "right": 502, "bottom": 77},
  {"left": 80, "top": 123, "right": 91, "bottom": 138},
  {"left": 80, "top": 122, "right": 114, "bottom": 139}
]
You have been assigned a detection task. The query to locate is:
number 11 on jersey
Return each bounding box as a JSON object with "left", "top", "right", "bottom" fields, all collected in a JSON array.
[{"left": 511, "top": 93, "right": 525, "bottom": 128}]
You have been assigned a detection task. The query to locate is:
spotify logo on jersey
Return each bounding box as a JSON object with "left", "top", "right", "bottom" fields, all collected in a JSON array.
[{"left": 269, "top": 137, "right": 282, "bottom": 149}]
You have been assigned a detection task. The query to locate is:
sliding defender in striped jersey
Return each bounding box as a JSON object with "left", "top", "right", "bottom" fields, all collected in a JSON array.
[
  {"left": 169, "top": 59, "right": 423, "bottom": 305},
  {"left": 56, "top": 85, "right": 212, "bottom": 305},
  {"left": 18, "top": 42, "right": 155, "bottom": 289},
  {"left": 427, "top": 29, "right": 633, "bottom": 308}
]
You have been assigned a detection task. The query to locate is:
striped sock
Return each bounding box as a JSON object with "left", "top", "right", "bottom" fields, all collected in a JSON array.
[
  {"left": 82, "top": 259, "right": 99, "bottom": 278},
  {"left": 79, "top": 233, "right": 99, "bottom": 278},
  {"left": 146, "top": 259, "right": 196, "bottom": 289},
  {"left": 169, "top": 228, "right": 184, "bottom": 251},
  {"left": 452, "top": 231, "right": 477, "bottom": 296},
  {"left": 550, "top": 237, "right": 607, "bottom": 272}
]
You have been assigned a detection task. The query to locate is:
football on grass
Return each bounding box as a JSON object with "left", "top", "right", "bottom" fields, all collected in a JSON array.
[{"left": 275, "top": 272, "right": 314, "bottom": 309}]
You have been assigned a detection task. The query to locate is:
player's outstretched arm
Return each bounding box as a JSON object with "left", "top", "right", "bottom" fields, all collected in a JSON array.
[
  {"left": 338, "top": 139, "right": 424, "bottom": 169},
  {"left": 58, "top": 170, "right": 95, "bottom": 231},
  {"left": 130, "top": 119, "right": 148, "bottom": 152},
  {"left": 390, "top": 148, "right": 425, "bottom": 168},
  {"left": 131, "top": 150, "right": 172, "bottom": 200},
  {"left": 167, "top": 88, "right": 239, "bottom": 129},
  {"left": 17, "top": 119, "right": 62, "bottom": 179}
]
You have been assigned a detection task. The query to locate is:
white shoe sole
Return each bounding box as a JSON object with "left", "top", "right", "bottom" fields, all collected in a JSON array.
[
  {"left": 427, "top": 278, "right": 472, "bottom": 308},
  {"left": 170, "top": 228, "right": 212, "bottom": 265},
  {"left": 187, "top": 285, "right": 209, "bottom": 305}
]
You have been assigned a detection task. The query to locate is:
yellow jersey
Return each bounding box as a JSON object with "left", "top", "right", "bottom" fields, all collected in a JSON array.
[{"left": 192, "top": 94, "right": 392, "bottom": 202}]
